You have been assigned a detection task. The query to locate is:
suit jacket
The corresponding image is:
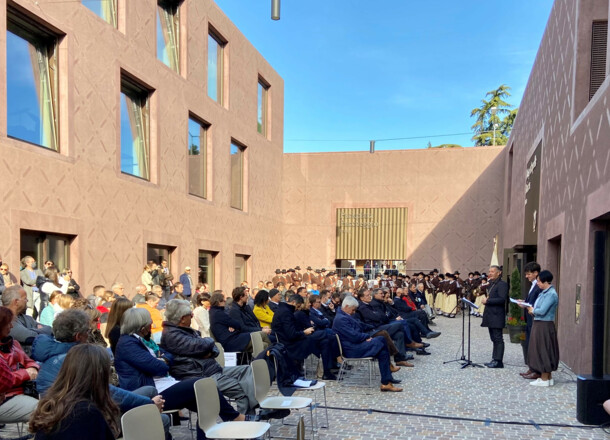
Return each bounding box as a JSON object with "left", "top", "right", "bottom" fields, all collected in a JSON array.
[
  {"left": 271, "top": 302, "right": 314, "bottom": 360},
  {"left": 209, "top": 306, "right": 251, "bottom": 352},
  {"left": 481, "top": 279, "right": 508, "bottom": 329},
  {"left": 179, "top": 273, "right": 193, "bottom": 297},
  {"left": 332, "top": 309, "right": 385, "bottom": 358}
]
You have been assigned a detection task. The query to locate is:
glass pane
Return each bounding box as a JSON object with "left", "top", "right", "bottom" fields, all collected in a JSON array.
[
  {"left": 230, "top": 143, "right": 243, "bottom": 210},
  {"left": 156, "top": 4, "right": 179, "bottom": 72},
  {"left": 198, "top": 250, "right": 214, "bottom": 291},
  {"left": 147, "top": 244, "right": 171, "bottom": 266},
  {"left": 257, "top": 82, "right": 264, "bottom": 134},
  {"left": 82, "top": 0, "right": 117, "bottom": 26},
  {"left": 20, "top": 230, "right": 42, "bottom": 266},
  {"left": 207, "top": 34, "right": 219, "bottom": 101},
  {"left": 120, "top": 90, "right": 149, "bottom": 179},
  {"left": 6, "top": 30, "right": 56, "bottom": 150},
  {"left": 188, "top": 118, "right": 206, "bottom": 198},
  {"left": 235, "top": 255, "right": 246, "bottom": 285},
  {"left": 47, "top": 236, "right": 68, "bottom": 270}
]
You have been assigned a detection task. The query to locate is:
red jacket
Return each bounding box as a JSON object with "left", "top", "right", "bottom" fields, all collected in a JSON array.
[{"left": 0, "top": 337, "right": 39, "bottom": 398}]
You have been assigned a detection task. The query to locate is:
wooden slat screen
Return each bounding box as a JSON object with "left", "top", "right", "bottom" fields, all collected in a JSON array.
[{"left": 336, "top": 207, "right": 408, "bottom": 260}]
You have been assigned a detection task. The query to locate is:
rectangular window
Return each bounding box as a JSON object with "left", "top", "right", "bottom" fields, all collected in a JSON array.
[
  {"left": 7, "top": 8, "right": 59, "bottom": 151},
  {"left": 230, "top": 142, "right": 245, "bottom": 210},
  {"left": 589, "top": 20, "right": 608, "bottom": 100},
  {"left": 234, "top": 254, "right": 248, "bottom": 285},
  {"left": 146, "top": 244, "right": 174, "bottom": 267},
  {"left": 120, "top": 76, "right": 151, "bottom": 180},
  {"left": 257, "top": 79, "right": 269, "bottom": 136},
  {"left": 156, "top": 0, "right": 180, "bottom": 73},
  {"left": 82, "top": 0, "right": 117, "bottom": 27},
  {"left": 198, "top": 250, "right": 216, "bottom": 291},
  {"left": 207, "top": 31, "right": 225, "bottom": 103},
  {"left": 188, "top": 116, "right": 208, "bottom": 198},
  {"left": 20, "top": 230, "right": 73, "bottom": 270}
]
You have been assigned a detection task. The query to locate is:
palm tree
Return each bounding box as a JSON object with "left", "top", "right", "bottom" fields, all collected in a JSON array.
[{"left": 470, "top": 84, "right": 517, "bottom": 146}]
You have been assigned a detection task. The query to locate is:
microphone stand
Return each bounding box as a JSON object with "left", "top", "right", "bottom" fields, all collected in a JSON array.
[
  {"left": 443, "top": 296, "right": 466, "bottom": 365},
  {"left": 460, "top": 298, "right": 484, "bottom": 369}
]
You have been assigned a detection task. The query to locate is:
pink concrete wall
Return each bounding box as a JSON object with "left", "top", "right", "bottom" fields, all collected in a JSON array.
[
  {"left": 282, "top": 147, "right": 505, "bottom": 274},
  {"left": 501, "top": 0, "right": 610, "bottom": 373},
  {"left": 0, "top": 0, "right": 284, "bottom": 294}
]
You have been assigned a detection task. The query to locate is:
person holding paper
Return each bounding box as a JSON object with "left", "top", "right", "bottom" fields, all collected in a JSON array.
[
  {"left": 526, "top": 270, "right": 559, "bottom": 387},
  {"left": 481, "top": 265, "right": 508, "bottom": 368},
  {"left": 518, "top": 262, "right": 543, "bottom": 379}
]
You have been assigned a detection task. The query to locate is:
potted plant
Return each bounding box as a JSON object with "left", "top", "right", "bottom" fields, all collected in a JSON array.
[{"left": 507, "top": 267, "right": 526, "bottom": 343}]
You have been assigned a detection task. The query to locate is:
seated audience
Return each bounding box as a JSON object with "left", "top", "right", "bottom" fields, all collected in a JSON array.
[
  {"left": 191, "top": 293, "right": 211, "bottom": 337},
  {"left": 87, "top": 285, "right": 106, "bottom": 308},
  {"left": 209, "top": 293, "right": 268, "bottom": 353},
  {"left": 161, "top": 299, "right": 284, "bottom": 418},
  {"left": 271, "top": 294, "right": 337, "bottom": 380},
  {"left": 253, "top": 290, "right": 274, "bottom": 328},
  {"left": 2, "top": 285, "right": 53, "bottom": 355},
  {"left": 104, "top": 297, "right": 134, "bottom": 354},
  {"left": 0, "top": 306, "right": 39, "bottom": 424},
  {"left": 72, "top": 298, "right": 107, "bottom": 347},
  {"left": 115, "top": 308, "right": 250, "bottom": 440},
  {"left": 39, "top": 291, "right": 72, "bottom": 327},
  {"left": 136, "top": 293, "right": 164, "bottom": 336},
  {"left": 228, "top": 287, "right": 272, "bottom": 342},
  {"left": 267, "top": 289, "right": 282, "bottom": 313},
  {"left": 393, "top": 288, "right": 440, "bottom": 339},
  {"left": 29, "top": 344, "right": 120, "bottom": 440},
  {"left": 332, "top": 296, "right": 402, "bottom": 392}
]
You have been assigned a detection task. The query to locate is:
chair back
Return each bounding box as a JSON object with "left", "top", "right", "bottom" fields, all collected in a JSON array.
[
  {"left": 121, "top": 404, "right": 164, "bottom": 440},
  {"left": 194, "top": 378, "right": 221, "bottom": 434},
  {"left": 215, "top": 342, "right": 225, "bottom": 368},
  {"left": 251, "top": 332, "right": 265, "bottom": 357},
  {"left": 251, "top": 358, "right": 271, "bottom": 404},
  {"left": 335, "top": 334, "right": 345, "bottom": 358}
]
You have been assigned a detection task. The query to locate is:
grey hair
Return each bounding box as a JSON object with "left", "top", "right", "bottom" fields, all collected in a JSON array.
[
  {"left": 1, "top": 285, "right": 25, "bottom": 306},
  {"left": 342, "top": 295, "right": 359, "bottom": 309},
  {"left": 53, "top": 309, "right": 90, "bottom": 342},
  {"left": 165, "top": 299, "right": 192, "bottom": 325},
  {"left": 111, "top": 282, "right": 123, "bottom": 291},
  {"left": 121, "top": 307, "right": 152, "bottom": 335}
]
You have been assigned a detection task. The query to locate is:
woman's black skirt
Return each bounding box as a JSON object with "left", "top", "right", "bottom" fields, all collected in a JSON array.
[{"left": 528, "top": 320, "right": 559, "bottom": 373}]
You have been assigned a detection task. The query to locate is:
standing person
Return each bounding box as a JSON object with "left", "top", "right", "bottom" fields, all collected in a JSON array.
[
  {"left": 29, "top": 344, "right": 120, "bottom": 440},
  {"left": 519, "top": 262, "right": 542, "bottom": 378},
  {"left": 19, "top": 256, "right": 43, "bottom": 317},
  {"left": 0, "top": 263, "right": 16, "bottom": 295},
  {"left": 525, "top": 270, "right": 559, "bottom": 387},
  {"left": 481, "top": 265, "right": 508, "bottom": 368},
  {"left": 159, "top": 259, "right": 173, "bottom": 301},
  {"left": 179, "top": 267, "right": 193, "bottom": 299}
]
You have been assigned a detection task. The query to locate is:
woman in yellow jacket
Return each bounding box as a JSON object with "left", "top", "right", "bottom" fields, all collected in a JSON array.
[{"left": 253, "top": 290, "right": 274, "bottom": 328}]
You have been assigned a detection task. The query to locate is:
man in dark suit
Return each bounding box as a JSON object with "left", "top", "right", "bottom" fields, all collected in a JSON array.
[
  {"left": 481, "top": 265, "right": 508, "bottom": 368},
  {"left": 519, "top": 262, "right": 542, "bottom": 378}
]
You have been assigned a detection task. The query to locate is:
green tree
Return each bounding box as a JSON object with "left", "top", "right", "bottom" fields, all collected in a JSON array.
[{"left": 470, "top": 84, "right": 518, "bottom": 146}]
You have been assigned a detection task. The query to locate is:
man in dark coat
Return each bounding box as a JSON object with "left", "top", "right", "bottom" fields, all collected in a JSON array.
[
  {"left": 481, "top": 265, "right": 509, "bottom": 368},
  {"left": 228, "top": 287, "right": 272, "bottom": 345},
  {"left": 209, "top": 294, "right": 253, "bottom": 352},
  {"left": 268, "top": 288, "right": 282, "bottom": 313},
  {"left": 519, "top": 262, "right": 542, "bottom": 378},
  {"left": 271, "top": 294, "right": 337, "bottom": 380},
  {"left": 332, "top": 296, "right": 402, "bottom": 392}
]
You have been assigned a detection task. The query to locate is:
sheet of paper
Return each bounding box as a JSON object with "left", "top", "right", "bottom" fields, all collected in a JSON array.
[
  {"left": 293, "top": 379, "right": 313, "bottom": 388},
  {"left": 510, "top": 298, "right": 532, "bottom": 307},
  {"left": 224, "top": 352, "right": 237, "bottom": 366}
]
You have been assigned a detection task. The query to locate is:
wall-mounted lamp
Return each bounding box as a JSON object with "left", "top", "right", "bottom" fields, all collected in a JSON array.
[{"left": 271, "top": 0, "right": 280, "bottom": 20}]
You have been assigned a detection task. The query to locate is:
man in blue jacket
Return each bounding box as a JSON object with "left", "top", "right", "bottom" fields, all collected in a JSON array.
[
  {"left": 332, "top": 296, "right": 402, "bottom": 392},
  {"left": 31, "top": 309, "right": 172, "bottom": 438}
]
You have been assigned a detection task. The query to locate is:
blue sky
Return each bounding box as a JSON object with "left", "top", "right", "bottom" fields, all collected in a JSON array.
[{"left": 214, "top": 0, "right": 555, "bottom": 153}]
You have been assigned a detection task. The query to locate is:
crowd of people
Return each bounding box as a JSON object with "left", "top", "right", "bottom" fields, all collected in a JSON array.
[{"left": 0, "top": 254, "right": 581, "bottom": 438}]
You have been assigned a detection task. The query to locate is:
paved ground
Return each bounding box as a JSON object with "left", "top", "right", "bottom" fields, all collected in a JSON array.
[{"left": 3, "top": 314, "right": 608, "bottom": 439}]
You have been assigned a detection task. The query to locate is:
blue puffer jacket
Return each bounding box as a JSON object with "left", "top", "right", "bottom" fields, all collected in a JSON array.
[
  {"left": 31, "top": 334, "right": 151, "bottom": 412},
  {"left": 114, "top": 334, "right": 170, "bottom": 391}
]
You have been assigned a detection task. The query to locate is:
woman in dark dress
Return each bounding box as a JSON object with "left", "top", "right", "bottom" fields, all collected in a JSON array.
[{"left": 29, "top": 344, "right": 120, "bottom": 439}]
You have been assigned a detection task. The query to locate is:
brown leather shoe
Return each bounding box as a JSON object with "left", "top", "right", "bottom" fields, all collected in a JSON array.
[
  {"left": 389, "top": 364, "right": 401, "bottom": 373},
  {"left": 519, "top": 369, "right": 533, "bottom": 378},
  {"left": 380, "top": 383, "right": 403, "bottom": 392},
  {"left": 524, "top": 372, "right": 541, "bottom": 380},
  {"left": 395, "top": 360, "right": 414, "bottom": 367},
  {"left": 405, "top": 342, "right": 424, "bottom": 349}
]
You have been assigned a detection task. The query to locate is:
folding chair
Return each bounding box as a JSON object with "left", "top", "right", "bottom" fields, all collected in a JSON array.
[
  {"left": 193, "top": 378, "right": 270, "bottom": 439},
  {"left": 335, "top": 334, "right": 377, "bottom": 387}
]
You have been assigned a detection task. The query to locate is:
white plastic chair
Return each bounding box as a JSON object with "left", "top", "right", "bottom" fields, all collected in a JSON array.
[
  {"left": 251, "top": 331, "right": 265, "bottom": 357},
  {"left": 121, "top": 404, "right": 164, "bottom": 440},
  {"left": 193, "top": 377, "right": 270, "bottom": 439},
  {"left": 251, "top": 359, "right": 315, "bottom": 437}
]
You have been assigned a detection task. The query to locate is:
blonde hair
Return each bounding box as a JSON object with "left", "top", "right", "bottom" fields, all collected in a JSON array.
[
  {"left": 49, "top": 290, "right": 63, "bottom": 304},
  {"left": 57, "top": 294, "right": 74, "bottom": 310}
]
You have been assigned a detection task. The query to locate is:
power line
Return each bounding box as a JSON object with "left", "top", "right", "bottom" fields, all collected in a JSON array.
[{"left": 285, "top": 130, "right": 504, "bottom": 143}]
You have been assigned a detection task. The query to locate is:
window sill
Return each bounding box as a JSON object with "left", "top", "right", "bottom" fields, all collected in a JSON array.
[{"left": 2, "top": 136, "right": 75, "bottom": 164}]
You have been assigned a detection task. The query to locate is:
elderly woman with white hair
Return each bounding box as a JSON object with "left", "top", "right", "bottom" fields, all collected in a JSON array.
[
  {"left": 160, "top": 300, "right": 278, "bottom": 417},
  {"left": 114, "top": 308, "right": 253, "bottom": 440}
]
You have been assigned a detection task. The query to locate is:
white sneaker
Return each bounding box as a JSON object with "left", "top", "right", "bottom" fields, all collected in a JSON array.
[
  {"left": 530, "top": 378, "right": 551, "bottom": 387},
  {"left": 549, "top": 379, "right": 554, "bottom": 386}
]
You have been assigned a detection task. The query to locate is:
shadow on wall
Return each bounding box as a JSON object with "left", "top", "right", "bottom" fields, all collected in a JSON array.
[{"left": 408, "top": 152, "right": 505, "bottom": 274}]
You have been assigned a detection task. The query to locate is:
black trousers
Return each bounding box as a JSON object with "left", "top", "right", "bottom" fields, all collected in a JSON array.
[{"left": 488, "top": 328, "right": 504, "bottom": 362}]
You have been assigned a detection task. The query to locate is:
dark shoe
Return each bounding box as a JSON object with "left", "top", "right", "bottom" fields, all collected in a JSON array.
[
  {"left": 380, "top": 383, "right": 403, "bottom": 392},
  {"left": 422, "top": 342, "right": 430, "bottom": 348},
  {"left": 388, "top": 378, "right": 402, "bottom": 384},
  {"left": 415, "top": 348, "right": 431, "bottom": 355},
  {"left": 329, "top": 367, "right": 340, "bottom": 374},
  {"left": 405, "top": 353, "right": 415, "bottom": 360},
  {"left": 523, "top": 372, "right": 541, "bottom": 380},
  {"left": 519, "top": 369, "right": 533, "bottom": 378},
  {"left": 425, "top": 331, "right": 441, "bottom": 339},
  {"left": 395, "top": 360, "right": 414, "bottom": 367},
  {"left": 484, "top": 360, "right": 504, "bottom": 369},
  {"left": 322, "top": 372, "right": 337, "bottom": 381},
  {"left": 245, "top": 414, "right": 262, "bottom": 421},
  {"left": 259, "top": 409, "right": 291, "bottom": 420}
]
